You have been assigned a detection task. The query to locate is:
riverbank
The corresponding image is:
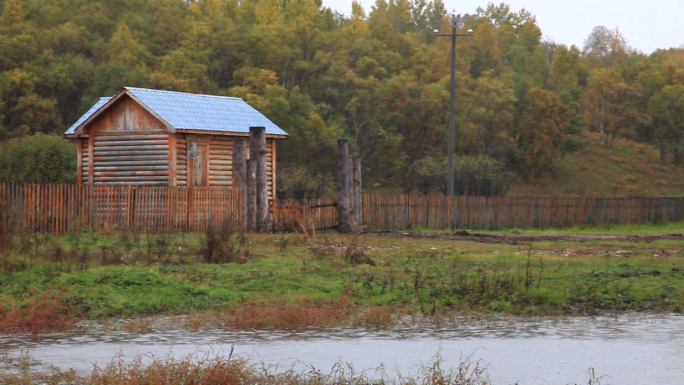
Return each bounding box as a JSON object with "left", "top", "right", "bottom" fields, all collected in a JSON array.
[{"left": 1, "top": 224, "right": 683, "bottom": 332}]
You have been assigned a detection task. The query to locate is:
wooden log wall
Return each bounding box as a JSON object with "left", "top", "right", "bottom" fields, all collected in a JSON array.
[
  {"left": 80, "top": 94, "right": 171, "bottom": 185},
  {"left": 209, "top": 135, "right": 233, "bottom": 186},
  {"left": 362, "top": 194, "right": 684, "bottom": 230},
  {"left": 91, "top": 133, "right": 170, "bottom": 184},
  {"left": 0, "top": 183, "right": 241, "bottom": 235},
  {"left": 177, "top": 134, "right": 188, "bottom": 185},
  {"left": 175, "top": 134, "right": 276, "bottom": 200},
  {"left": 80, "top": 138, "right": 89, "bottom": 183}
]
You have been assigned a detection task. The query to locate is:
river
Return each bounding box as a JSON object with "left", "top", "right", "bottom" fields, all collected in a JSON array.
[{"left": 1, "top": 314, "right": 683, "bottom": 384}]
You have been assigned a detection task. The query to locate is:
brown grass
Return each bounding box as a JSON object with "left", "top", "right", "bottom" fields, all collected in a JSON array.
[
  {"left": 510, "top": 131, "right": 684, "bottom": 197},
  {"left": 1, "top": 351, "right": 492, "bottom": 385},
  {"left": 182, "top": 298, "right": 356, "bottom": 330},
  {"left": 0, "top": 290, "right": 80, "bottom": 333},
  {"left": 177, "top": 298, "right": 403, "bottom": 330}
]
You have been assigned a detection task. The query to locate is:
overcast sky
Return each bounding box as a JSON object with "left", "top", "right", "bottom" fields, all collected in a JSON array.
[{"left": 324, "top": 0, "right": 684, "bottom": 54}]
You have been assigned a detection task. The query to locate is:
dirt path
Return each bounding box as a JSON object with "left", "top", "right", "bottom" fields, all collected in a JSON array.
[{"left": 366, "top": 230, "right": 684, "bottom": 244}]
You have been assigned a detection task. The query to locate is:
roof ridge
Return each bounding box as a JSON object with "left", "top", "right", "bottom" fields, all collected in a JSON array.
[{"left": 125, "top": 87, "right": 243, "bottom": 101}]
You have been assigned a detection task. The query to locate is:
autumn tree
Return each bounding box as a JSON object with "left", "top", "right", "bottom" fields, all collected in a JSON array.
[
  {"left": 649, "top": 85, "right": 684, "bottom": 165},
  {"left": 512, "top": 87, "right": 571, "bottom": 176},
  {"left": 582, "top": 68, "right": 642, "bottom": 146}
]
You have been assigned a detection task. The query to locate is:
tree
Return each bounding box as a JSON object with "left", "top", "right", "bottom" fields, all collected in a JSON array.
[
  {"left": 582, "top": 25, "right": 629, "bottom": 67},
  {"left": 459, "top": 73, "right": 516, "bottom": 158},
  {"left": 0, "top": 134, "right": 76, "bottom": 183},
  {"left": 582, "top": 68, "right": 642, "bottom": 146},
  {"left": 1, "top": 0, "right": 23, "bottom": 28},
  {"left": 512, "top": 87, "right": 571, "bottom": 176},
  {"left": 649, "top": 85, "right": 684, "bottom": 165}
]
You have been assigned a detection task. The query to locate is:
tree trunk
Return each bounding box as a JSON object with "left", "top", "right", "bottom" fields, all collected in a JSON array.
[
  {"left": 352, "top": 157, "right": 362, "bottom": 227},
  {"left": 246, "top": 159, "right": 257, "bottom": 232},
  {"left": 250, "top": 127, "right": 270, "bottom": 233},
  {"left": 233, "top": 138, "right": 247, "bottom": 232},
  {"left": 337, "top": 139, "right": 351, "bottom": 234}
]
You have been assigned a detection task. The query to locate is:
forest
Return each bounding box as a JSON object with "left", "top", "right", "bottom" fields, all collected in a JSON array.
[{"left": 0, "top": 0, "right": 682, "bottom": 197}]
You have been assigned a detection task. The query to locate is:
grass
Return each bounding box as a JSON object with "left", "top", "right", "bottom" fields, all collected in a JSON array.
[
  {"left": 0, "top": 351, "right": 497, "bottom": 385},
  {"left": 0, "top": 226, "right": 683, "bottom": 333},
  {"left": 509, "top": 132, "right": 684, "bottom": 197},
  {"left": 0, "top": 350, "right": 612, "bottom": 385}
]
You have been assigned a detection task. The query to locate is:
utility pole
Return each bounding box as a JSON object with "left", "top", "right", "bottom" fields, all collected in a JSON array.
[{"left": 435, "top": 14, "right": 472, "bottom": 196}]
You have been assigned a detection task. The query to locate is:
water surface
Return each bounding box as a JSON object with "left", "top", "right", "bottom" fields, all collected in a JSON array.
[{"left": 2, "top": 315, "right": 683, "bottom": 385}]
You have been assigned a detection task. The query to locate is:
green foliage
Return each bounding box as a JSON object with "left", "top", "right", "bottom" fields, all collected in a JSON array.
[
  {"left": 0, "top": 0, "right": 682, "bottom": 194},
  {"left": 277, "top": 164, "right": 335, "bottom": 199},
  {"left": 0, "top": 134, "right": 76, "bottom": 183},
  {"left": 453, "top": 155, "right": 513, "bottom": 196},
  {"left": 414, "top": 155, "right": 512, "bottom": 196},
  {"left": 2, "top": 230, "right": 684, "bottom": 321}
]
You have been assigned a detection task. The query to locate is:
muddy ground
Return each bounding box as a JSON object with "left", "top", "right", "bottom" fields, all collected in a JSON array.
[{"left": 366, "top": 230, "right": 684, "bottom": 244}]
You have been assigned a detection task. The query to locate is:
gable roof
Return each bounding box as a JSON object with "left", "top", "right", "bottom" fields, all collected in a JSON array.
[{"left": 65, "top": 87, "right": 288, "bottom": 137}]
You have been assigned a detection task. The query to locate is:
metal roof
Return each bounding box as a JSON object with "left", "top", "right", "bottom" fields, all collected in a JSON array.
[{"left": 65, "top": 87, "right": 288, "bottom": 136}]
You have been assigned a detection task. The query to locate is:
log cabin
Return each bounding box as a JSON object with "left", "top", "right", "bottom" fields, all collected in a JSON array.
[{"left": 63, "top": 87, "right": 288, "bottom": 201}]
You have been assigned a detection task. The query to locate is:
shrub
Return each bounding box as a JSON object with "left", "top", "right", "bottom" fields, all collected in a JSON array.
[
  {"left": 199, "top": 221, "right": 245, "bottom": 264},
  {"left": 453, "top": 156, "right": 513, "bottom": 196},
  {"left": 0, "top": 134, "right": 76, "bottom": 183}
]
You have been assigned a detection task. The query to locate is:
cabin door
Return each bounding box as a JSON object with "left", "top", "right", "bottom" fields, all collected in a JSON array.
[{"left": 188, "top": 141, "right": 209, "bottom": 186}]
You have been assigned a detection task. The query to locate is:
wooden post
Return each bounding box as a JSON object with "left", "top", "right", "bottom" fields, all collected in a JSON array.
[
  {"left": 233, "top": 138, "right": 248, "bottom": 232},
  {"left": 337, "top": 139, "right": 351, "bottom": 234},
  {"left": 246, "top": 158, "right": 257, "bottom": 232},
  {"left": 251, "top": 127, "right": 269, "bottom": 233},
  {"left": 352, "top": 157, "right": 362, "bottom": 227}
]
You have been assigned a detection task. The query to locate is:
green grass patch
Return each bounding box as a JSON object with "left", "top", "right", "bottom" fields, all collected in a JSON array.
[{"left": 1, "top": 229, "right": 683, "bottom": 328}]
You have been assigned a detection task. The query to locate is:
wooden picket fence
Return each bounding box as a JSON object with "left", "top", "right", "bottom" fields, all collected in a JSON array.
[
  {"left": 3, "top": 183, "right": 684, "bottom": 235},
  {"left": 0, "top": 183, "right": 241, "bottom": 235},
  {"left": 363, "top": 194, "right": 684, "bottom": 230},
  {"left": 272, "top": 198, "right": 338, "bottom": 232}
]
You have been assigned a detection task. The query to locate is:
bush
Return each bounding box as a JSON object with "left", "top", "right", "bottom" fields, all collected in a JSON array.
[
  {"left": 0, "top": 134, "right": 76, "bottom": 183},
  {"left": 453, "top": 155, "right": 513, "bottom": 196},
  {"left": 276, "top": 164, "right": 335, "bottom": 200}
]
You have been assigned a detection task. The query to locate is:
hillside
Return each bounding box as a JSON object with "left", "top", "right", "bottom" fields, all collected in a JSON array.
[{"left": 509, "top": 132, "right": 684, "bottom": 197}]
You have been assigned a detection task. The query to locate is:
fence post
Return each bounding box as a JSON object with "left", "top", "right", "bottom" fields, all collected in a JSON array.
[
  {"left": 250, "top": 127, "right": 270, "bottom": 233},
  {"left": 234, "top": 138, "right": 248, "bottom": 232},
  {"left": 246, "top": 159, "right": 257, "bottom": 232},
  {"left": 337, "top": 139, "right": 352, "bottom": 234},
  {"left": 352, "top": 157, "right": 362, "bottom": 227}
]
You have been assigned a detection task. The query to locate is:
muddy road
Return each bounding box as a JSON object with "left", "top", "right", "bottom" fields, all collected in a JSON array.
[{"left": 367, "top": 230, "right": 684, "bottom": 244}]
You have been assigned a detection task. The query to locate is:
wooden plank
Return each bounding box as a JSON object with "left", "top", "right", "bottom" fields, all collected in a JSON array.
[
  {"left": 168, "top": 133, "right": 177, "bottom": 186},
  {"left": 76, "top": 138, "right": 83, "bottom": 184},
  {"left": 271, "top": 139, "right": 277, "bottom": 203},
  {"left": 94, "top": 166, "right": 170, "bottom": 171},
  {"left": 94, "top": 155, "right": 168, "bottom": 162},
  {"left": 93, "top": 160, "right": 168, "bottom": 166},
  {"left": 93, "top": 150, "right": 168, "bottom": 156},
  {"left": 88, "top": 135, "right": 94, "bottom": 185},
  {"left": 95, "top": 176, "right": 170, "bottom": 182},
  {"left": 92, "top": 145, "right": 169, "bottom": 151},
  {"left": 92, "top": 134, "right": 168, "bottom": 141},
  {"left": 93, "top": 171, "right": 170, "bottom": 177},
  {"left": 94, "top": 140, "right": 168, "bottom": 147}
]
